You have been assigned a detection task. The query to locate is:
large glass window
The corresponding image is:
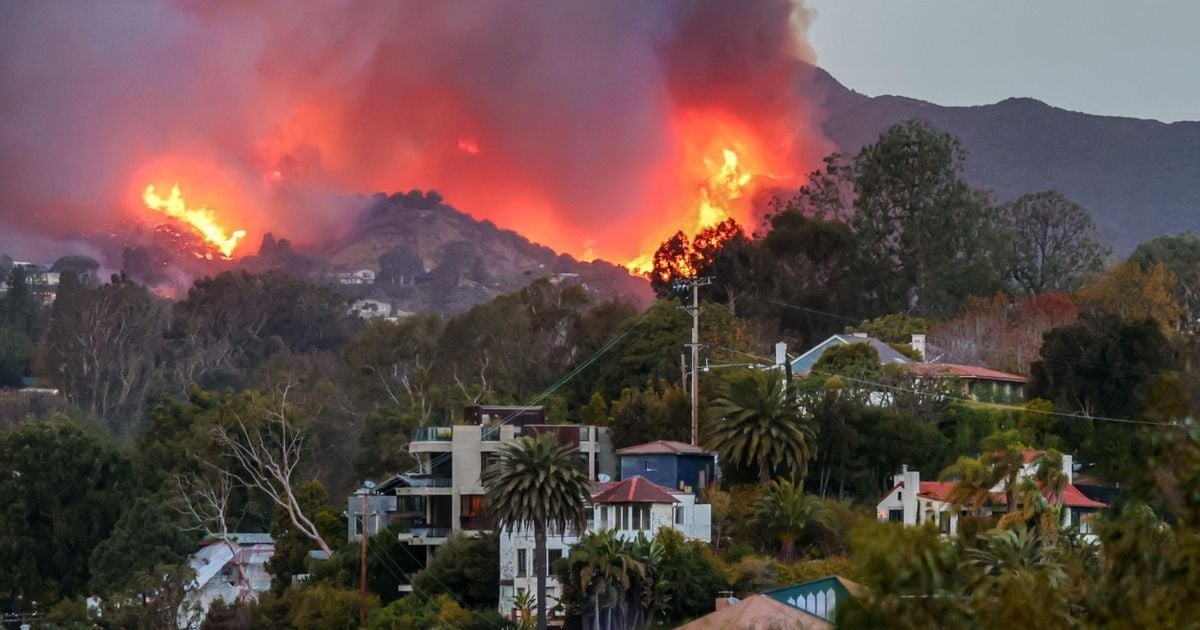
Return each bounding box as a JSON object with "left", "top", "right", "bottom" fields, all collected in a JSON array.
[
  {"left": 517, "top": 549, "right": 527, "bottom": 577},
  {"left": 888, "top": 509, "right": 904, "bottom": 522}
]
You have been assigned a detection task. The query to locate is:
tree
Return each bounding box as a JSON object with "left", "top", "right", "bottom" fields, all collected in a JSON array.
[
  {"left": 0, "top": 419, "right": 133, "bottom": 606},
  {"left": 708, "top": 369, "right": 817, "bottom": 486},
  {"left": 557, "top": 529, "right": 645, "bottom": 629},
  {"left": 266, "top": 480, "right": 341, "bottom": 592},
  {"left": 1075, "top": 260, "right": 1183, "bottom": 331},
  {"left": 344, "top": 316, "right": 443, "bottom": 424},
  {"left": 1129, "top": 232, "right": 1200, "bottom": 332},
  {"left": 931, "top": 293, "right": 1078, "bottom": 374},
  {"left": 753, "top": 479, "right": 831, "bottom": 561},
  {"left": 847, "top": 312, "right": 930, "bottom": 344},
  {"left": 39, "top": 272, "right": 165, "bottom": 434},
  {"left": 851, "top": 120, "right": 1008, "bottom": 317},
  {"left": 942, "top": 430, "right": 1029, "bottom": 515},
  {"left": 88, "top": 496, "right": 192, "bottom": 596},
  {"left": 211, "top": 387, "right": 335, "bottom": 556},
  {"left": 411, "top": 532, "right": 500, "bottom": 609},
  {"left": 608, "top": 383, "right": 690, "bottom": 449},
  {"left": 999, "top": 191, "right": 1109, "bottom": 294},
  {"left": 484, "top": 433, "right": 591, "bottom": 630}
]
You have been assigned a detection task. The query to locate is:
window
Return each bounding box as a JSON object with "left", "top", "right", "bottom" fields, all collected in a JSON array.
[
  {"left": 939, "top": 511, "right": 952, "bottom": 534},
  {"left": 888, "top": 509, "right": 904, "bottom": 522},
  {"left": 517, "top": 549, "right": 527, "bottom": 577},
  {"left": 599, "top": 506, "right": 609, "bottom": 529},
  {"left": 675, "top": 505, "right": 685, "bottom": 525},
  {"left": 548, "top": 549, "right": 563, "bottom": 573},
  {"left": 644, "top": 460, "right": 657, "bottom": 472},
  {"left": 633, "top": 505, "right": 651, "bottom": 530}
]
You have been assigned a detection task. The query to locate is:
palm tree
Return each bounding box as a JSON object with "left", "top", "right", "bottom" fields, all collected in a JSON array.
[
  {"left": 485, "top": 433, "right": 591, "bottom": 630},
  {"left": 708, "top": 369, "right": 817, "bottom": 486},
  {"left": 943, "top": 430, "right": 1028, "bottom": 515},
  {"left": 752, "top": 479, "right": 831, "bottom": 561},
  {"left": 563, "top": 529, "right": 645, "bottom": 630}
]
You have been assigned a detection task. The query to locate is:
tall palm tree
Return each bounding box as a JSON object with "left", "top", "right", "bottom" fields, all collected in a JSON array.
[
  {"left": 943, "top": 430, "right": 1028, "bottom": 515},
  {"left": 562, "top": 529, "right": 645, "bottom": 630},
  {"left": 708, "top": 369, "right": 817, "bottom": 486},
  {"left": 485, "top": 433, "right": 591, "bottom": 630},
  {"left": 753, "top": 479, "right": 832, "bottom": 561}
]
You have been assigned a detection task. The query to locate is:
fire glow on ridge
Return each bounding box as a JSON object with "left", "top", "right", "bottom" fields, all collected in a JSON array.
[{"left": 142, "top": 183, "right": 247, "bottom": 258}]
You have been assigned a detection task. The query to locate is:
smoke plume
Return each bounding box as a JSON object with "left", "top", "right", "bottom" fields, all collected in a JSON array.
[{"left": 0, "top": 0, "right": 829, "bottom": 264}]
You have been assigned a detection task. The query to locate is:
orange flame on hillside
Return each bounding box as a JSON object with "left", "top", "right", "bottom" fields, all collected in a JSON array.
[
  {"left": 625, "top": 144, "right": 759, "bottom": 276},
  {"left": 142, "top": 183, "right": 247, "bottom": 258}
]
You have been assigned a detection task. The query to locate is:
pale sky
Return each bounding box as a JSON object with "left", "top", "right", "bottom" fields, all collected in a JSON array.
[{"left": 807, "top": 0, "right": 1200, "bottom": 123}]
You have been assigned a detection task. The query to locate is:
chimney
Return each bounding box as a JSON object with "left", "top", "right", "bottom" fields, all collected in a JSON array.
[
  {"left": 715, "top": 592, "right": 736, "bottom": 611},
  {"left": 911, "top": 334, "right": 926, "bottom": 361},
  {"left": 775, "top": 341, "right": 788, "bottom": 367}
]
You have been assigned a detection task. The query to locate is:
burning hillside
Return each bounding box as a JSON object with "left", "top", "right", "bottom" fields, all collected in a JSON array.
[{"left": 0, "top": 1, "right": 829, "bottom": 272}]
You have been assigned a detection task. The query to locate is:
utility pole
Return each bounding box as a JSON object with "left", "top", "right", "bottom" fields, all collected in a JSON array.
[
  {"left": 675, "top": 276, "right": 712, "bottom": 446},
  {"left": 358, "top": 480, "right": 375, "bottom": 627}
]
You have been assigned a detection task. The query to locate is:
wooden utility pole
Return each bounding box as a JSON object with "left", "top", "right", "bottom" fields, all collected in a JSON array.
[
  {"left": 359, "top": 489, "right": 369, "bottom": 627},
  {"left": 675, "top": 276, "right": 712, "bottom": 446}
]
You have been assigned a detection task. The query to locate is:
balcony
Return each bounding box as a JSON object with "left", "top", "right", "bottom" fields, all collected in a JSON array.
[
  {"left": 460, "top": 515, "right": 493, "bottom": 530},
  {"left": 410, "top": 526, "right": 452, "bottom": 539},
  {"left": 412, "top": 427, "right": 453, "bottom": 442},
  {"left": 482, "top": 425, "right": 502, "bottom": 441},
  {"left": 406, "top": 476, "right": 452, "bottom": 488}
]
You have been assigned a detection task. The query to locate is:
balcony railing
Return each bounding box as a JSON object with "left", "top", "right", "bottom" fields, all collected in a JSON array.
[
  {"left": 410, "top": 526, "right": 452, "bottom": 539},
  {"left": 412, "top": 427, "right": 453, "bottom": 442},
  {"left": 405, "top": 476, "right": 452, "bottom": 488}
]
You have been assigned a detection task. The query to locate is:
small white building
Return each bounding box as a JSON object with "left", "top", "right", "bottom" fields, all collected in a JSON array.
[
  {"left": 336, "top": 269, "right": 376, "bottom": 285},
  {"left": 349, "top": 299, "right": 392, "bottom": 319},
  {"left": 498, "top": 476, "right": 712, "bottom": 621},
  {"left": 877, "top": 451, "right": 1107, "bottom": 538},
  {"left": 178, "top": 533, "right": 274, "bottom": 628}
]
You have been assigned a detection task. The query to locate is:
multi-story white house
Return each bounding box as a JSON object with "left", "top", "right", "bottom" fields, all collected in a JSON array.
[
  {"left": 349, "top": 405, "right": 615, "bottom": 592},
  {"left": 877, "top": 451, "right": 1107, "bottom": 537},
  {"left": 498, "top": 475, "right": 712, "bottom": 622}
]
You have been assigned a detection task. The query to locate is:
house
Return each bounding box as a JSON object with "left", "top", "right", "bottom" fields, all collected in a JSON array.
[
  {"left": 617, "top": 440, "right": 717, "bottom": 495},
  {"left": 762, "top": 575, "right": 864, "bottom": 623},
  {"left": 676, "top": 594, "right": 830, "bottom": 630},
  {"left": 354, "top": 406, "right": 615, "bottom": 591},
  {"left": 789, "top": 333, "right": 912, "bottom": 376},
  {"left": 335, "top": 269, "right": 376, "bottom": 285},
  {"left": 497, "top": 476, "right": 712, "bottom": 623},
  {"left": 907, "top": 363, "right": 1027, "bottom": 403},
  {"left": 178, "top": 533, "right": 274, "bottom": 627},
  {"left": 349, "top": 299, "right": 392, "bottom": 319},
  {"left": 877, "top": 452, "right": 1108, "bottom": 538}
]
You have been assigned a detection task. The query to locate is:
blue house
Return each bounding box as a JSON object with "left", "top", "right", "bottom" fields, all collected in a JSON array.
[
  {"left": 762, "top": 575, "right": 864, "bottom": 622},
  {"left": 617, "top": 440, "right": 716, "bottom": 495},
  {"left": 789, "top": 333, "right": 913, "bottom": 375}
]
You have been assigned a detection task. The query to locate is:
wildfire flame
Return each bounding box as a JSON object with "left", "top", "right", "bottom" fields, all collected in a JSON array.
[
  {"left": 625, "top": 146, "right": 755, "bottom": 276},
  {"left": 142, "top": 183, "right": 247, "bottom": 258}
]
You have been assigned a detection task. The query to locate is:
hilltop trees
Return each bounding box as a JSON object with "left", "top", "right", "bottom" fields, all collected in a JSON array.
[{"left": 1000, "top": 191, "right": 1109, "bottom": 294}]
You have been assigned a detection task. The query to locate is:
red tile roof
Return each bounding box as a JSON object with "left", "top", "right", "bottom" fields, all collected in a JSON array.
[
  {"left": 916, "top": 481, "right": 958, "bottom": 502},
  {"left": 1062, "top": 484, "right": 1108, "bottom": 509},
  {"left": 908, "top": 363, "right": 1028, "bottom": 383},
  {"left": 591, "top": 476, "right": 679, "bottom": 504},
  {"left": 617, "top": 440, "right": 713, "bottom": 455}
]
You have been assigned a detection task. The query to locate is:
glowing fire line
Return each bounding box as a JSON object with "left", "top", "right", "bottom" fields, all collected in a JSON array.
[
  {"left": 142, "top": 183, "right": 247, "bottom": 258},
  {"left": 625, "top": 147, "right": 752, "bottom": 276}
]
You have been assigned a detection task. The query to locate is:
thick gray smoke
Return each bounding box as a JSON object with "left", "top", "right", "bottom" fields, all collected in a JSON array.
[{"left": 0, "top": 0, "right": 828, "bottom": 263}]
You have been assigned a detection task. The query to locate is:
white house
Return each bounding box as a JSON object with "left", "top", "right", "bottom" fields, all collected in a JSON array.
[
  {"left": 497, "top": 476, "right": 712, "bottom": 622},
  {"left": 349, "top": 299, "right": 392, "bottom": 319},
  {"left": 877, "top": 452, "right": 1107, "bottom": 538},
  {"left": 178, "top": 533, "right": 274, "bottom": 628},
  {"left": 336, "top": 269, "right": 376, "bottom": 285}
]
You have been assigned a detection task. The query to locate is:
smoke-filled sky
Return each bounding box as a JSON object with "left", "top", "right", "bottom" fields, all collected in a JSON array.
[{"left": 0, "top": 0, "right": 828, "bottom": 264}]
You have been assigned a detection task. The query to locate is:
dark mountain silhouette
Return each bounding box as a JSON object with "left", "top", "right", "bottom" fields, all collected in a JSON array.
[{"left": 814, "top": 68, "right": 1200, "bottom": 253}]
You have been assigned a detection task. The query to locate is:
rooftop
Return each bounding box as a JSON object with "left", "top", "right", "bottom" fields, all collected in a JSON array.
[
  {"left": 591, "top": 476, "right": 679, "bottom": 504},
  {"left": 676, "top": 594, "right": 830, "bottom": 630},
  {"left": 908, "top": 362, "right": 1028, "bottom": 383},
  {"left": 617, "top": 440, "right": 713, "bottom": 456}
]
